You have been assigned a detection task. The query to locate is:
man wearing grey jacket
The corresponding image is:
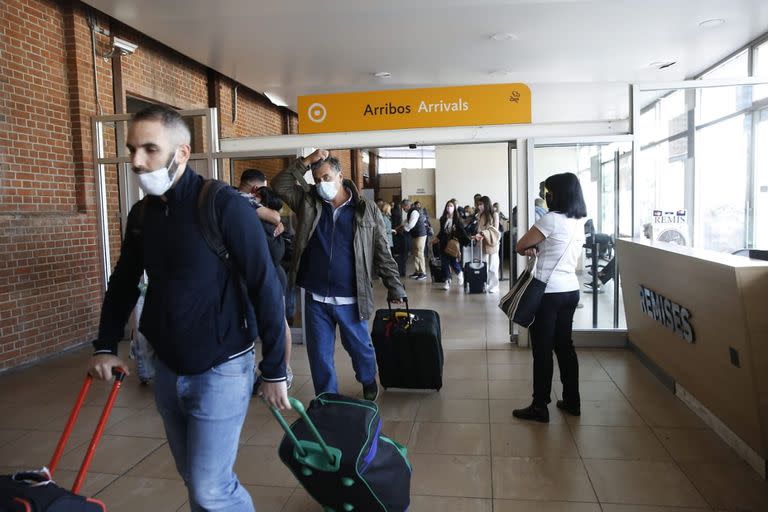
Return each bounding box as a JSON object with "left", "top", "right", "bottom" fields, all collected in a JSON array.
[{"left": 273, "top": 149, "right": 406, "bottom": 400}]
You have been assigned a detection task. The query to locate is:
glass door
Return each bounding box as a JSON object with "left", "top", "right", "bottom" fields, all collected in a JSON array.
[{"left": 531, "top": 141, "right": 631, "bottom": 331}]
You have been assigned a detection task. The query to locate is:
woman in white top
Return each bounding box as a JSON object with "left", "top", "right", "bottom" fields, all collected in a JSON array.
[
  {"left": 513, "top": 172, "right": 587, "bottom": 423},
  {"left": 473, "top": 195, "right": 501, "bottom": 293}
]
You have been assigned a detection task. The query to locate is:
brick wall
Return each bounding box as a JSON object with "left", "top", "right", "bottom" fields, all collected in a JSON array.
[
  {"left": 0, "top": 0, "right": 105, "bottom": 368},
  {"left": 0, "top": 0, "right": 299, "bottom": 372}
]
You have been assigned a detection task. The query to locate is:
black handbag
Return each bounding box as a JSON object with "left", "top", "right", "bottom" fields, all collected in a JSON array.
[
  {"left": 499, "top": 256, "right": 545, "bottom": 327},
  {"left": 499, "top": 227, "right": 578, "bottom": 327}
]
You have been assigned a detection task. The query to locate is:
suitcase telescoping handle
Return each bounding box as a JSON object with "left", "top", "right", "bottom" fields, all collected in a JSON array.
[
  {"left": 386, "top": 297, "right": 410, "bottom": 314},
  {"left": 49, "top": 368, "right": 126, "bottom": 494},
  {"left": 268, "top": 397, "right": 342, "bottom": 472}
]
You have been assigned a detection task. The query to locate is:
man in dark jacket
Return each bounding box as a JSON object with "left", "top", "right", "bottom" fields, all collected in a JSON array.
[
  {"left": 88, "top": 106, "right": 287, "bottom": 512},
  {"left": 274, "top": 150, "right": 406, "bottom": 400}
]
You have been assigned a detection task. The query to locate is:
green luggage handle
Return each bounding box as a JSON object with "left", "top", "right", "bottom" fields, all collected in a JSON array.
[{"left": 269, "top": 397, "right": 342, "bottom": 473}]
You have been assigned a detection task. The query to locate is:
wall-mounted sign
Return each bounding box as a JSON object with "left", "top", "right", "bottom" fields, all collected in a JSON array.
[
  {"left": 298, "top": 84, "right": 532, "bottom": 134},
  {"left": 651, "top": 209, "right": 689, "bottom": 245},
  {"left": 639, "top": 285, "right": 695, "bottom": 343}
]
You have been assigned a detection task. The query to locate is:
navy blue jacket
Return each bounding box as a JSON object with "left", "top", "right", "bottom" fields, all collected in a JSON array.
[
  {"left": 296, "top": 200, "right": 357, "bottom": 298},
  {"left": 93, "top": 168, "right": 286, "bottom": 379}
]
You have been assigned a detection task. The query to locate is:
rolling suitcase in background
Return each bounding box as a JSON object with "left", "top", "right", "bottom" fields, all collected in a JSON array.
[
  {"left": 429, "top": 244, "right": 446, "bottom": 283},
  {"left": 269, "top": 395, "right": 411, "bottom": 512},
  {"left": 371, "top": 299, "right": 443, "bottom": 391},
  {"left": 464, "top": 239, "right": 487, "bottom": 294},
  {"left": 0, "top": 370, "right": 126, "bottom": 512}
]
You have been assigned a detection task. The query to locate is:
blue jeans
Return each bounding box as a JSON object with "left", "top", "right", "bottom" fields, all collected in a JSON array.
[
  {"left": 153, "top": 353, "right": 255, "bottom": 512},
  {"left": 304, "top": 293, "right": 377, "bottom": 395}
]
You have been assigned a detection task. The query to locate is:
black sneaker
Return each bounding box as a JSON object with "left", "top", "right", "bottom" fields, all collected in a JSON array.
[
  {"left": 415, "top": 273, "right": 428, "bottom": 281},
  {"left": 363, "top": 380, "right": 379, "bottom": 401},
  {"left": 408, "top": 272, "right": 420, "bottom": 279},
  {"left": 512, "top": 403, "right": 550, "bottom": 423},
  {"left": 556, "top": 400, "right": 581, "bottom": 416}
]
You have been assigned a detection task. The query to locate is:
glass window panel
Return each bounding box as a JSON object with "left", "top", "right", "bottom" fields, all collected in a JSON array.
[
  {"left": 700, "top": 50, "right": 749, "bottom": 80},
  {"left": 695, "top": 114, "right": 749, "bottom": 252},
  {"left": 697, "top": 83, "right": 752, "bottom": 125},
  {"left": 752, "top": 109, "right": 768, "bottom": 248},
  {"left": 754, "top": 41, "right": 768, "bottom": 101}
]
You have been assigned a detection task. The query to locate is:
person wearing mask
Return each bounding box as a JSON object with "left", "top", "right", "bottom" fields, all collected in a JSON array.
[
  {"left": 513, "top": 172, "right": 587, "bottom": 423},
  {"left": 472, "top": 195, "right": 501, "bottom": 293},
  {"left": 89, "top": 106, "right": 287, "bottom": 511},
  {"left": 273, "top": 150, "right": 406, "bottom": 400},
  {"left": 399, "top": 199, "right": 429, "bottom": 281},
  {"left": 535, "top": 197, "right": 548, "bottom": 221},
  {"left": 432, "top": 200, "right": 470, "bottom": 290}
]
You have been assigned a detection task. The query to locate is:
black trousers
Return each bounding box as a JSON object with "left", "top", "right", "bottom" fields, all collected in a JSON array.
[{"left": 530, "top": 290, "right": 580, "bottom": 406}]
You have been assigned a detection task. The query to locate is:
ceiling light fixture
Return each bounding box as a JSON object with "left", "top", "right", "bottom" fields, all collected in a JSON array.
[
  {"left": 698, "top": 18, "right": 725, "bottom": 29},
  {"left": 373, "top": 72, "right": 392, "bottom": 79},
  {"left": 649, "top": 61, "right": 677, "bottom": 70},
  {"left": 490, "top": 32, "right": 518, "bottom": 41}
]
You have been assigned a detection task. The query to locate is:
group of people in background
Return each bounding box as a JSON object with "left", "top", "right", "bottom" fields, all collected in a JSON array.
[{"left": 375, "top": 193, "right": 505, "bottom": 293}]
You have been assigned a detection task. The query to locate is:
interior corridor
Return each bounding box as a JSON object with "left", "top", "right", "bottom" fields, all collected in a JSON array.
[{"left": 1, "top": 277, "right": 767, "bottom": 511}]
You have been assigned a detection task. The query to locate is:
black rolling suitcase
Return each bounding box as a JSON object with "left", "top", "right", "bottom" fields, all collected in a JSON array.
[
  {"left": 269, "top": 395, "right": 411, "bottom": 512},
  {"left": 371, "top": 299, "right": 443, "bottom": 391},
  {"left": 0, "top": 370, "right": 126, "bottom": 512},
  {"left": 464, "top": 240, "right": 487, "bottom": 293},
  {"left": 429, "top": 244, "right": 446, "bottom": 283}
]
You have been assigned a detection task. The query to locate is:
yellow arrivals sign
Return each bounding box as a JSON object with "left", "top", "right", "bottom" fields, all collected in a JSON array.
[{"left": 298, "top": 83, "right": 531, "bottom": 134}]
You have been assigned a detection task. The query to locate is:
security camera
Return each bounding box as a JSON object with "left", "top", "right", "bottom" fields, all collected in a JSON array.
[
  {"left": 408, "top": 144, "right": 417, "bottom": 149},
  {"left": 112, "top": 37, "right": 138, "bottom": 55}
]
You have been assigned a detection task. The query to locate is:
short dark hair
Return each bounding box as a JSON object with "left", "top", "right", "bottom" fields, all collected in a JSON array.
[
  {"left": 131, "top": 105, "right": 191, "bottom": 144},
  {"left": 255, "top": 186, "right": 283, "bottom": 211},
  {"left": 544, "top": 172, "right": 587, "bottom": 219},
  {"left": 240, "top": 168, "right": 267, "bottom": 187},
  {"left": 310, "top": 156, "right": 342, "bottom": 175}
]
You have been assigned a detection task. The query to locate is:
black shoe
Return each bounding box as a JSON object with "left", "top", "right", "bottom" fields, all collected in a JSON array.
[
  {"left": 363, "top": 380, "right": 379, "bottom": 401},
  {"left": 512, "top": 403, "right": 550, "bottom": 423},
  {"left": 556, "top": 400, "right": 581, "bottom": 416},
  {"left": 415, "top": 273, "right": 428, "bottom": 281},
  {"left": 408, "top": 272, "right": 420, "bottom": 279}
]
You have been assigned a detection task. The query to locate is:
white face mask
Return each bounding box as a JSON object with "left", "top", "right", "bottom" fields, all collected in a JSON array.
[
  {"left": 136, "top": 149, "right": 179, "bottom": 197},
  {"left": 317, "top": 180, "right": 339, "bottom": 201}
]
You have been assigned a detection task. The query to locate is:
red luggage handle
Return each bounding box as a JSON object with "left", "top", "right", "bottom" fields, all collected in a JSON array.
[{"left": 48, "top": 368, "right": 126, "bottom": 494}]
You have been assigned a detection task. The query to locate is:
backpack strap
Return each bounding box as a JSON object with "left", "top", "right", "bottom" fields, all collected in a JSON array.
[
  {"left": 197, "top": 179, "right": 231, "bottom": 267},
  {"left": 197, "top": 179, "right": 250, "bottom": 326}
]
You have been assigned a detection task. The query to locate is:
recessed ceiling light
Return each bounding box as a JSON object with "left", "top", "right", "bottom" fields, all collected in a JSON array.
[
  {"left": 698, "top": 18, "right": 725, "bottom": 29},
  {"left": 649, "top": 61, "right": 677, "bottom": 70},
  {"left": 373, "top": 72, "right": 392, "bottom": 79},
  {"left": 490, "top": 32, "right": 518, "bottom": 42}
]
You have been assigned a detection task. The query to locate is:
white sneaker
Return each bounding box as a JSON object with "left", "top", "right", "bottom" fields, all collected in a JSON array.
[
  {"left": 441, "top": 281, "right": 450, "bottom": 290},
  {"left": 456, "top": 272, "right": 464, "bottom": 286},
  {"left": 488, "top": 286, "right": 500, "bottom": 294}
]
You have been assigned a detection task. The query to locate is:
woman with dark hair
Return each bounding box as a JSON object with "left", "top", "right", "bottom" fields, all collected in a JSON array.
[
  {"left": 432, "top": 200, "right": 471, "bottom": 290},
  {"left": 512, "top": 172, "right": 587, "bottom": 423},
  {"left": 472, "top": 195, "right": 501, "bottom": 293}
]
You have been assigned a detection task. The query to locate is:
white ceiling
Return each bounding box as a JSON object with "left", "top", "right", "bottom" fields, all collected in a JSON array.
[{"left": 84, "top": 0, "right": 768, "bottom": 124}]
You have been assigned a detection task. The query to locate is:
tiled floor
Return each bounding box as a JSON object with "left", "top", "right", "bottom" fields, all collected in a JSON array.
[{"left": 2, "top": 276, "right": 768, "bottom": 511}]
